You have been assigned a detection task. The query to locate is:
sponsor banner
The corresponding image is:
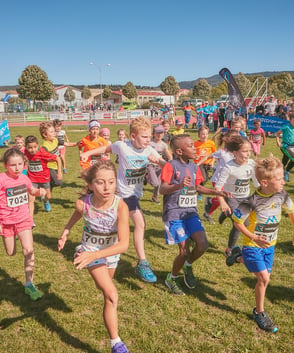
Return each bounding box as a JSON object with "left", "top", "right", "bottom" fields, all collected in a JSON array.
[
  {"left": 130, "top": 110, "right": 145, "bottom": 118},
  {"left": 247, "top": 114, "right": 289, "bottom": 132},
  {"left": 0, "top": 120, "right": 11, "bottom": 146},
  {"left": 26, "top": 114, "right": 47, "bottom": 121},
  {"left": 72, "top": 112, "right": 90, "bottom": 120},
  {"left": 49, "top": 113, "right": 68, "bottom": 121},
  {"left": 103, "top": 112, "right": 112, "bottom": 119}
]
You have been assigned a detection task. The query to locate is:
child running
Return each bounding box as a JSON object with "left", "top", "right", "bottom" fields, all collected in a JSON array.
[
  {"left": 100, "top": 127, "right": 112, "bottom": 160},
  {"left": 0, "top": 148, "right": 45, "bottom": 300},
  {"left": 39, "top": 122, "right": 63, "bottom": 201},
  {"left": 13, "top": 135, "right": 27, "bottom": 174},
  {"left": 172, "top": 118, "right": 185, "bottom": 136},
  {"left": 58, "top": 160, "right": 130, "bottom": 353},
  {"left": 202, "top": 129, "right": 238, "bottom": 224},
  {"left": 77, "top": 120, "right": 108, "bottom": 170},
  {"left": 160, "top": 134, "right": 230, "bottom": 295},
  {"left": 53, "top": 119, "right": 69, "bottom": 173},
  {"left": 215, "top": 135, "right": 259, "bottom": 259},
  {"left": 147, "top": 125, "right": 172, "bottom": 204},
  {"left": 275, "top": 113, "right": 294, "bottom": 182},
  {"left": 13, "top": 135, "right": 25, "bottom": 153},
  {"left": 80, "top": 117, "right": 166, "bottom": 283},
  {"left": 24, "top": 135, "right": 62, "bottom": 222},
  {"left": 193, "top": 126, "right": 216, "bottom": 201},
  {"left": 116, "top": 128, "right": 129, "bottom": 142},
  {"left": 229, "top": 155, "right": 294, "bottom": 332},
  {"left": 250, "top": 119, "right": 265, "bottom": 157}
]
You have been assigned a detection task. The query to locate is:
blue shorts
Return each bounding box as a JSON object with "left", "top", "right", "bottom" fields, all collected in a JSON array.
[
  {"left": 164, "top": 215, "right": 204, "bottom": 245},
  {"left": 123, "top": 195, "right": 141, "bottom": 211},
  {"left": 242, "top": 246, "right": 275, "bottom": 273}
]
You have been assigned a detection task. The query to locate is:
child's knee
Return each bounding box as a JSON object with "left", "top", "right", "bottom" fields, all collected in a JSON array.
[
  {"left": 6, "top": 248, "right": 17, "bottom": 256},
  {"left": 22, "top": 247, "right": 34, "bottom": 258},
  {"left": 197, "top": 237, "right": 209, "bottom": 253},
  {"left": 104, "top": 288, "right": 118, "bottom": 306}
]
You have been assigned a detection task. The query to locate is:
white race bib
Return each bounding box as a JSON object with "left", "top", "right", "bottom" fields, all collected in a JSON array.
[{"left": 82, "top": 229, "right": 117, "bottom": 249}]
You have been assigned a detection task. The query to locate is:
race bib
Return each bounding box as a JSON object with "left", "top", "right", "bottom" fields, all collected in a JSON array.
[
  {"left": 234, "top": 179, "right": 249, "bottom": 195},
  {"left": 6, "top": 184, "right": 28, "bottom": 208},
  {"left": 125, "top": 167, "right": 146, "bottom": 186},
  {"left": 252, "top": 134, "right": 261, "bottom": 141},
  {"left": 28, "top": 160, "right": 43, "bottom": 172},
  {"left": 82, "top": 229, "right": 117, "bottom": 249},
  {"left": 90, "top": 155, "right": 101, "bottom": 165},
  {"left": 178, "top": 186, "right": 197, "bottom": 208},
  {"left": 254, "top": 223, "right": 279, "bottom": 242}
]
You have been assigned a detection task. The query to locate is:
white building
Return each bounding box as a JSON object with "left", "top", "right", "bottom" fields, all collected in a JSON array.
[{"left": 50, "top": 86, "right": 83, "bottom": 107}]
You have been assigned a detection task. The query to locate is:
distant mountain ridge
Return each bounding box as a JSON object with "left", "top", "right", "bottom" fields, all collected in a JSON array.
[
  {"left": 179, "top": 71, "right": 294, "bottom": 89},
  {"left": 1, "top": 71, "right": 293, "bottom": 92}
]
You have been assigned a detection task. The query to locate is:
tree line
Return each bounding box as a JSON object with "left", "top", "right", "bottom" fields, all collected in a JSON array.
[{"left": 8, "top": 65, "right": 294, "bottom": 107}]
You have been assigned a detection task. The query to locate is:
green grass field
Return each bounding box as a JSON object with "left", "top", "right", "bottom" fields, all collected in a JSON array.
[{"left": 0, "top": 124, "right": 293, "bottom": 353}]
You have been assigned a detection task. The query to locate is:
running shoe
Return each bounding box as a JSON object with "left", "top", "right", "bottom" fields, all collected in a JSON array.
[
  {"left": 224, "top": 248, "right": 232, "bottom": 257},
  {"left": 226, "top": 246, "right": 242, "bottom": 266},
  {"left": 165, "top": 273, "right": 185, "bottom": 295},
  {"left": 44, "top": 201, "right": 51, "bottom": 212},
  {"left": 135, "top": 261, "right": 157, "bottom": 283},
  {"left": 284, "top": 170, "right": 290, "bottom": 182},
  {"left": 151, "top": 196, "right": 160, "bottom": 204},
  {"left": 111, "top": 341, "right": 130, "bottom": 353},
  {"left": 183, "top": 264, "right": 196, "bottom": 288},
  {"left": 252, "top": 308, "right": 278, "bottom": 333},
  {"left": 204, "top": 197, "right": 212, "bottom": 214},
  {"left": 202, "top": 212, "right": 215, "bottom": 224},
  {"left": 24, "top": 283, "right": 43, "bottom": 301}
]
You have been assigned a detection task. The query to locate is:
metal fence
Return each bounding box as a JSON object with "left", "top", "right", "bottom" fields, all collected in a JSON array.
[{"left": 0, "top": 109, "right": 153, "bottom": 126}]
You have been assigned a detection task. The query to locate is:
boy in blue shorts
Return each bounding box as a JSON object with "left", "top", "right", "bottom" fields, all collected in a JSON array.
[
  {"left": 230, "top": 155, "right": 294, "bottom": 332},
  {"left": 160, "top": 134, "right": 230, "bottom": 295}
]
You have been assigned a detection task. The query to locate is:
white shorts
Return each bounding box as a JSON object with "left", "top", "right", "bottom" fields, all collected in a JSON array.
[{"left": 74, "top": 244, "right": 120, "bottom": 269}]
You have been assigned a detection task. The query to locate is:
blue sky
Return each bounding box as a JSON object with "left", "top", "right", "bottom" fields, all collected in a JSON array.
[{"left": 1, "top": 0, "right": 293, "bottom": 87}]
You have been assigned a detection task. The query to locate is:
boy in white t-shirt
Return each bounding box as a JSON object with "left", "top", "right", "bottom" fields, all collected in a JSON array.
[{"left": 80, "top": 117, "right": 166, "bottom": 283}]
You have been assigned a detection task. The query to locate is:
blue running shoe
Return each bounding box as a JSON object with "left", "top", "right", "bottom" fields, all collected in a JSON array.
[
  {"left": 44, "top": 201, "right": 51, "bottom": 212},
  {"left": 135, "top": 261, "right": 157, "bottom": 283},
  {"left": 284, "top": 170, "right": 290, "bottom": 182}
]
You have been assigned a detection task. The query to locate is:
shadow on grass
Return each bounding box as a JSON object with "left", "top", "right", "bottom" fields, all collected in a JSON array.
[
  {"left": 33, "top": 232, "right": 79, "bottom": 262},
  {"left": 241, "top": 276, "right": 294, "bottom": 304},
  {"left": 0, "top": 268, "right": 101, "bottom": 353},
  {"left": 275, "top": 240, "right": 294, "bottom": 254},
  {"left": 62, "top": 181, "right": 84, "bottom": 189},
  {"left": 149, "top": 269, "right": 239, "bottom": 314},
  {"left": 49, "top": 197, "right": 74, "bottom": 209}
]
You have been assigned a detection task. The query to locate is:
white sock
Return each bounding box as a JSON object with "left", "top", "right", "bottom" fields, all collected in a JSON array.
[
  {"left": 170, "top": 273, "right": 178, "bottom": 279},
  {"left": 184, "top": 261, "right": 192, "bottom": 267},
  {"left": 110, "top": 337, "right": 121, "bottom": 348},
  {"left": 25, "top": 281, "right": 32, "bottom": 287}
]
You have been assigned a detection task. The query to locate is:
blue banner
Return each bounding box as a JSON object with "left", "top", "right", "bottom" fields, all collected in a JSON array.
[
  {"left": 0, "top": 120, "right": 11, "bottom": 146},
  {"left": 247, "top": 114, "right": 289, "bottom": 132}
]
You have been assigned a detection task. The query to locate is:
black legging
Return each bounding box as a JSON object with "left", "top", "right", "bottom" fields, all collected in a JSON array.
[{"left": 282, "top": 151, "right": 294, "bottom": 172}]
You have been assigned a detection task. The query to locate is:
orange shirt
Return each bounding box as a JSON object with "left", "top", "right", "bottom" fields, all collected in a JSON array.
[
  {"left": 193, "top": 139, "right": 216, "bottom": 165},
  {"left": 78, "top": 135, "right": 108, "bottom": 169}
]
